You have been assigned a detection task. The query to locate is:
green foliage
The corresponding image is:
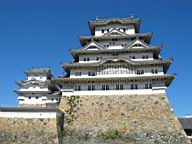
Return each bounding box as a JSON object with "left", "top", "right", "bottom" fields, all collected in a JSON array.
[
  {"left": 100, "top": 129, "right": 122, "bottom": 140},
  {"left": 64, "top": 95, "right": 80, "bottom": 125}
]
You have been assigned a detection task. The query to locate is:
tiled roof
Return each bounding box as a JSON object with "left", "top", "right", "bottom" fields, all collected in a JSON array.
[
  {"left": 79, "top": 33, "right": 153, "bottom": 46},
  {"left": 54, "top": 74, "right": 176, "bottom": 87},
  {"left": 179, "top": 117, "right": 192, "bottom": 129},
  {"left": 0, "top": 107, "right": 63, "bottom": 113},
  {"left": 24, "top": 67, "right": 52, "bottom": 75},
  {"left": 88, "top": 17, "right": 141, "bottom": 35},
  {"left": 62, "top": 58, "right": 172, "bottom": 69}
]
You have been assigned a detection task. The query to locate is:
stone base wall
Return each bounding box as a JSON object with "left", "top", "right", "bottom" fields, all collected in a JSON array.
[
  {"left": 0, "top": 118, "right": 60, "bottom": 144},
  {"left": 59, "top": 93, "right": 191, "bottom": 144}
]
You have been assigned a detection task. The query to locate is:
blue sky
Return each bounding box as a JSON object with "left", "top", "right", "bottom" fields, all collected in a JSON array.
[{"left": 0, "top": 0, "right": 191, "bottom": 116}]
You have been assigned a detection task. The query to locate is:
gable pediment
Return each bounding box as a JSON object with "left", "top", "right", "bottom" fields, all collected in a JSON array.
[
  {"left": 81, "top": 41, "right": 104, "bottom": 51},
  {"left": 104, "top": 29, "right": 127, "bottom": 37},
  {"left": 127, "top": 40, "right": 149, "bottom": 49}
]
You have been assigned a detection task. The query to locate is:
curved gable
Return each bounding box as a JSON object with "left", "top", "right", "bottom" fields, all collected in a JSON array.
[{"left": 95, "top": 58, "right": 136, "bottom": 67}]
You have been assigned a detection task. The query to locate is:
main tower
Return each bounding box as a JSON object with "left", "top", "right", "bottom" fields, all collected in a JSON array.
[{"left": 56, "top": 17, "right": 191, "bottom": 143}]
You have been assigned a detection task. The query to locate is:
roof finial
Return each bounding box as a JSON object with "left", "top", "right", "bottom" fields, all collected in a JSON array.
[
  {"left": 96, "top": 15, "right": 100, "bottom": 21},
  {"left": 130, "top": 13, "right": 134, "bottom": 19}
]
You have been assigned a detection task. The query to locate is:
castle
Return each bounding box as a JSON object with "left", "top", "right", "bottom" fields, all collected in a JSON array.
[{"left": 0, "top": 17, "right": 191, "bottom": 144}]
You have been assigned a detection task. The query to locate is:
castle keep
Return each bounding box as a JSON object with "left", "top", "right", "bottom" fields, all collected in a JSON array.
[{"left": 0, "top": 17, "right": 191, "bottom": 144}]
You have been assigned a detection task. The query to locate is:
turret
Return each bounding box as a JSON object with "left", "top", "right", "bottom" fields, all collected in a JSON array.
[{"left": 15, "top": 68, "right": 61, "bottom": 108}]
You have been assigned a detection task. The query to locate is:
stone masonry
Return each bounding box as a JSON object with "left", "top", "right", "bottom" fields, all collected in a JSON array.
[
  {"left": 59, "top": 93, "right": 191, "bottom": 144},
  {"left": 0, "top": 117, "right": 63, "bottom": 144}
]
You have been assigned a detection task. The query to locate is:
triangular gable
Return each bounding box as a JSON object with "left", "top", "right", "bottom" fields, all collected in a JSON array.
[
  {"left": 81, "top": 41, "right": 104, "bottom": 51},
  {"left": 127, "top": 39, "right": 149, "bottom": 49},
  {"left": 103, "top": 29, "right": 127, "bottom": 37}
]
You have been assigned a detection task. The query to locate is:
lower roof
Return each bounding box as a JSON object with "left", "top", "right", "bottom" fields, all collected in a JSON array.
[
  {"left": 179, "top": 117, "right": 192, "bottom": 129},
  {"left": 79, "top": 33, "right": 153, "bottom": 46},
  {"left": 54, "top": 74, "right": 175, "bottom": 87},
  {"left": 0, "top": 107, "right": 63, "bottom": 113},
  {"left": 15, "top": 90, "right": 52, "bottom": 94},
  {"left": 71, "top": 47, "right": 161, "bottom": 59}
]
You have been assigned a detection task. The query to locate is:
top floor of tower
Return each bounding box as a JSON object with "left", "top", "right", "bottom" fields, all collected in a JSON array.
[
  {"left": 88, "top": 17, "right": 141, "bottom": 36},
  {"left": 24, "top": 68, "right": 53, "bottom": 81}
]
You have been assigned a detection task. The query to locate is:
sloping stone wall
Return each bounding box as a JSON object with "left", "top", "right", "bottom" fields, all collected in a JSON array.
[
  {"left": 0, "top": 118, "right": 60, "bottom": 144},
  {"left": 59, "top": 93, "right": 191, "bottom": 144}
]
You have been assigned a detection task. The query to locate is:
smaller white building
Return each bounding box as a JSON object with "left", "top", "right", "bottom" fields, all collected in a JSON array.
[{"left": 16, "top": 68, "right": 61, "bottom": 107}]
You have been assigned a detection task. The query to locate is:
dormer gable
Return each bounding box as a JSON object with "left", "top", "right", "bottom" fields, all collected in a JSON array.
[
  {"left": 103, "top": 29, "right": 127, "bottom": 37},
  {"left": 81, "top": 41, "right": 104, "bottom": 51},
  {"left": 127, "top": 39, "right": 149, "bottom": 49}
]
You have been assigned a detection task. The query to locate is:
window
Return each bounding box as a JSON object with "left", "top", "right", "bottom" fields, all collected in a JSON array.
[
  {"left": 88, "top": 71, "right": 96, "bottom": 76},
  {"left": 87, "top": 57, "right": 89, "bottom": 61},
  {"left": 142, "top": 55, "right": 149, "bottom": 59},
  {"left": 36, "top": 96, "right": 39, "bottom": 99},
  {"left": 92, "top": 85, "right": 95, "bottom": 90},
  {"left": 131, "top": 84, "right": 138, "bottom": 89},
  {"left": 123, "top": 28, "right": 126, "bottom": 32},
  {"left": 116, "top": 85, "right": 119, "bottom": 90},
  {"left": 75, "top": 85, "right": 81, "bottom": 91},
  {"left": 92, "top": 71, "right": 96, "bottom": 76},
  {"left": 102, "top": 85, "right": 109, "bottom": 90},
  {"left": 112, "top": 53, "right": 118, "bottom": 56},
  {"left": 112, "top": 39, "right": 118, "bottom": 41},
  {"left": 88, "top": 85, "right": 95, "bottom": 90},
  {"left": 145, "top": 84, "right": 149, "bottom": 89},
  {"left": 106, "top": 85, "right": 109, "bottom": 90},
  {"left": 136, "top": 70, "right": 144, "bottom": 75},
  {"left": 75, "top": 72, "right": 81, "bottom": 76},
  {"left": 116, "top": 84, "right": 123, "bottom": 90},
  {"left": 151, "top": 69, "right": 158, "bottom": 74},
  {"left": 102, "top": 29, "right": 104, "bottom": 33},
  {"left": 83, "top": 58, "right": 86, "bottom": 61},
  {"left": 149, "top": 84, "right": 152, "bottom": 89},
  {"left": 88, "top": 85, "right": 91, "bottom": 91},
  {"left": 145, "top": 84, "right": 152, "bottom": 89},
  {"left": 96, "top": 57, "right": 99, "bottom": 61},
  {"left": 120, "top": 84, "right": 123, "bottom": 90},
  {"left": 132, "top": 56, "right": 136, "bottom": 59},
  {"left": 29, "top": 96, "right": 31, "bottom": 99},
  {"left": 107, "top": 29, "right": 109, "bottom": 32},
  {"left": 155, "top": 69, "right": 158, "bottom": 74},
  {"left": 134, "top": 44, "right": 142, "bottom": 47}
]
